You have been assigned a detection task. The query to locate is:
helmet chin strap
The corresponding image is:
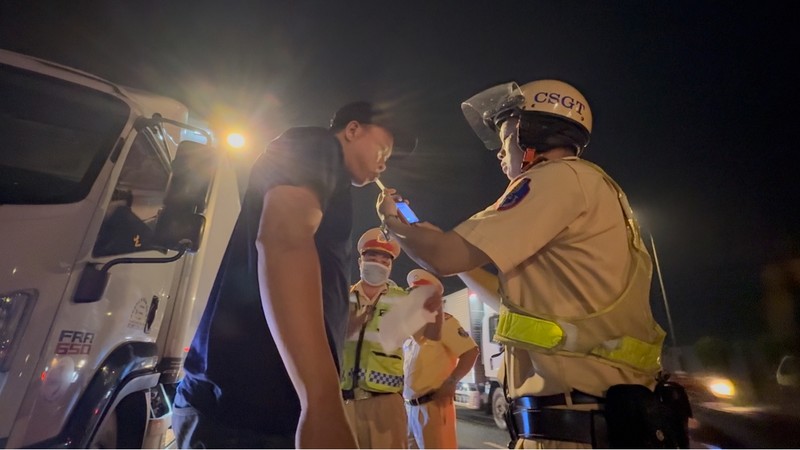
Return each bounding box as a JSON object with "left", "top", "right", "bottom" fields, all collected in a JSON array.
[{"left": 520, "top": 147, "right": 548, "bottom": 172}]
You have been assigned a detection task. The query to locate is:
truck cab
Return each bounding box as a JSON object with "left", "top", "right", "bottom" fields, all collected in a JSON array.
[{"left": 0, "top": 49, "right": 239, "bottom": 448}]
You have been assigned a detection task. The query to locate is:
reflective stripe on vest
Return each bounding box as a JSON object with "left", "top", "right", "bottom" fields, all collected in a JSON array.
[
  {"left": 495, "top": 310, "right": 564, "bottom": 349},
  {"left": 495, "top": 309, "right": 663, "bottom": 373}
]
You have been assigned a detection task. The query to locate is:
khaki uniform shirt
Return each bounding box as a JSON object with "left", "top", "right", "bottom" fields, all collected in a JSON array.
[
  {"left": 403, "top": 314, "right": 477, "bottom": 399},
  {"left": 349, "top": 281, "right": 388, "bottom": 322},
  {"left": 454, "top": 157, "right": 653, "bottom": 398}
]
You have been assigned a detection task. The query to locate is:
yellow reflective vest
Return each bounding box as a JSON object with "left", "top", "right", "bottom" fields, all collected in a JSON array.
[
  {"left": 341, "top": 284, "right": 407, "bottom": 393},
  {"left": 494, "top": 161, "right": 665, "bottom": 376}
]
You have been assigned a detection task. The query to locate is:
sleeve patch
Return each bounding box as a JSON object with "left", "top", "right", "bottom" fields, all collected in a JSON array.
[{"left": 497, "top": 178, "right": 531, "bottom": 211}]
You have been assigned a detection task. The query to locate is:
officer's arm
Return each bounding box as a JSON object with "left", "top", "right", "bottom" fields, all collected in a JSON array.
[
  {"left": 435, "top": 327, "right": 480, "bottom": 404},
  {"left": 458, "top": 267, "right": 502, "bottom": 311},
  {"left": 422, "top": 304, "right": 444, "bottom": 341},
  {"left": 382, "top": 215, "right": 490, "bottom": 276},
  {"left": 256, "top": 185, "right": 355, "bottom": 448},
  {"left": 451, "top": 346, "right": 480, "bottom": 382}
]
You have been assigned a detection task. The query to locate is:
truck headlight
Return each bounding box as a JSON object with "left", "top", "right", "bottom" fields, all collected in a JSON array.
[
  {"left": 0, "top": 289, "right": 37, "bottom": 372},
  {"left": 705, "top": 377, "right": 736, "bottom": 399}
]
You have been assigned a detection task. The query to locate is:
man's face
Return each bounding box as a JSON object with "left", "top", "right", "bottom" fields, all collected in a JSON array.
[
  {"left": 359, "top": 249, "right": 393, "bottom": 268},
  {"left": 496, "top": 117, "right": 524, "bottom": 180},
  {"left": 342, "top": 122, "right": 394, "bottom": 187}
]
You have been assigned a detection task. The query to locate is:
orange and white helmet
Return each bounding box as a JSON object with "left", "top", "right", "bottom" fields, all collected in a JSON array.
[
  {"left": 357, "top": 227, "right": 401, "bottom": 259},
  {"left": 406, "top": 269, "right": 444, "bottom": 295},
  {"left": 461, "top": 79, "right": 592, "bottom": 155}
]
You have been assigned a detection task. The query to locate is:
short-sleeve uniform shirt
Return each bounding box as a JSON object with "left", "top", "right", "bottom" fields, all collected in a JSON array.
[
  {"left": 178, "top": 127, "right": 353, "bottom": 434},
  {"left": 403, "top": 313, "right": 477, "bottom": 399},
  {"left": 454, "top": 157, "right": 653, "bottom": 398}
]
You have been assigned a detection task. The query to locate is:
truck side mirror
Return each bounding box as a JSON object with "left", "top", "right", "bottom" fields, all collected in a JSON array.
[
  {"left": 152, "top": 209, "right": 205, "bottom": 252},
  {"left": 164, "top": 140, "right": 218, "bottom": 215},
  {"left": 151, "top": 140, "right": 217, "bottom": 252}
]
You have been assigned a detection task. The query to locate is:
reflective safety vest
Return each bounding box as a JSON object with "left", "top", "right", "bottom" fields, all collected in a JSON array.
[
  {"left": 494, "top": 160, "right": 665, "bottom": 376},
  {"left": 341, "top": 284, "right": 407, "bottom": 393}
]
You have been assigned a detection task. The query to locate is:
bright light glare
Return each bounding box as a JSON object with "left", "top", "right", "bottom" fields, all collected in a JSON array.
[
  {"left": 226, "top": 133, "right": 246, "bottom": 149},
  {"left": 706, "top": 377, "right": 736, "bottom": 399}
]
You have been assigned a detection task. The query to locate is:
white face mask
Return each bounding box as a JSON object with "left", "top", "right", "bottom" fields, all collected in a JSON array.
[{"left": 361, "top": 261, "right": 391, "bottom": 286}]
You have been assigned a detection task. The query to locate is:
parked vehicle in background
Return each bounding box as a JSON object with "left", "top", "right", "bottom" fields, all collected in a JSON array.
[{"left": 0, "top": 48, "right": 239, "bottom": 448}]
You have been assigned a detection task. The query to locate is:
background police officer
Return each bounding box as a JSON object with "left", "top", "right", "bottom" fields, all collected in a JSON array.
[
  {"left": 376, "top": 80, "right": 669, "bottom": 448},
  {"left": 403, "top": 269, "right": 479, "bottom": 449},
  {"left": 341, "top": 227, "right": 410, "bottom": 448}
]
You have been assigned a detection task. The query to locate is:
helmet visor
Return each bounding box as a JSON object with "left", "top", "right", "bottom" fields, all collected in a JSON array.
[{"left": 461, "top": 82, "right": 525, "bottom": 150}]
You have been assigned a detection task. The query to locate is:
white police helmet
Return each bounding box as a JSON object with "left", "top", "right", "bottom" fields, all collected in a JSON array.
[
  {"left": 406, "top": 269, "right": 444, "bottom": 295},
  {"left": 461, "top": 79, "right": 592, "bottom": 155}
]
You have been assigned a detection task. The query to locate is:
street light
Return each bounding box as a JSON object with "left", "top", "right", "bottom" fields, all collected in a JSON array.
[
  {"left": 226, "top": 132, "right": 246, "bottom": 149},
  {"left": 647, "top": 231, "right": 678, "bottom": 350},
  {"left": 634, "top": 207, "right": 682, "bottom": 369}
]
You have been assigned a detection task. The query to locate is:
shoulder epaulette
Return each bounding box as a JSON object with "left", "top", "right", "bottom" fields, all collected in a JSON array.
[{"left": 387, "top": 285, "right": 407, "bottom": 296}]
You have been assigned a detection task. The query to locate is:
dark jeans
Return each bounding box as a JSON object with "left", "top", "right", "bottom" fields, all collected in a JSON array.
[{"left": 172, "top": 404, "right": 294, "bottom": 449}]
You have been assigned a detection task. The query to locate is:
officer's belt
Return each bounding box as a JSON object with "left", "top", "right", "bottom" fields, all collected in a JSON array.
[
  {"left": 341, "top": 388, "right": 394, "bottom": 401},
  {"left": 511, "top": 394, "right": 607, "bottom": 446},
  {"left": 405, "top": 391, "right": 436, "bottom": 406},
  {"left": 515, "top": 390, "right": 604, "bottom": 409}
]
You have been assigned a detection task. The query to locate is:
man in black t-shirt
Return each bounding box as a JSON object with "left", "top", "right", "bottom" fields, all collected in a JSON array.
[{"left": 173, "top": 102, "right": 416, "bottom": 449}]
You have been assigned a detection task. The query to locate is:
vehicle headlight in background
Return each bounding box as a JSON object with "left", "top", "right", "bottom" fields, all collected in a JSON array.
[
  {"left": 0, "top": 289, "right": 37, "bottom": 372},
  {"left": 705, "top": 377, "right": 736, "bottom": 399}
]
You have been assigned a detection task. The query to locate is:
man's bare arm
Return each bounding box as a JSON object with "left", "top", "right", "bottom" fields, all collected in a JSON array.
[{"left": 257, "top": 185, "right": 356, "bottom": 448}]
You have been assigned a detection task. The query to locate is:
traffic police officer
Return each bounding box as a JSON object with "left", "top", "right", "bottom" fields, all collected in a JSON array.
[
  {"left": 377, "top": 80, "right": 676, "bottom": 448},
  {"left": 342, "top": 227, "right": 409, "bottom": 448},
  {"left": 403, "top": 269, "right": 479, "bottom": 449}
]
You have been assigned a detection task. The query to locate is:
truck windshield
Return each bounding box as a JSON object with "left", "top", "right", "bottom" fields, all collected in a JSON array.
[{"left": 0, "top": 63, "right": 130, "bottom": 204}]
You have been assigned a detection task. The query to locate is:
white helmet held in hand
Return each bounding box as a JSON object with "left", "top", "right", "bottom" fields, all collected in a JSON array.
[{"left": 407, "top": 269, "right": 444, "bottom": 295}]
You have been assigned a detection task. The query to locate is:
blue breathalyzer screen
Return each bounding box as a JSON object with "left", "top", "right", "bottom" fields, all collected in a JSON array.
[{"left": 395, "top": 202, "right": 420, "bottom": 224}]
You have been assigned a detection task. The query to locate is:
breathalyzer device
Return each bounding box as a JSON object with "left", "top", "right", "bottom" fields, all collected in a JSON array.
[{"left": 375, "top": 179, "right": 420, "bottom": 224}]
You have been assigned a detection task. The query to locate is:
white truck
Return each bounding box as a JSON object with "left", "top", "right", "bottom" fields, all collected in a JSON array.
[
  {"left": 445, "top": 288, "right": 507, "bottom": 429},
  {"left": 0, "top": 49, "right": 240, "bottom": 448}
]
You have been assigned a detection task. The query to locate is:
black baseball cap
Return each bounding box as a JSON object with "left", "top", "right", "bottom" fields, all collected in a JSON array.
[{"left": 329, "top": 101, "right": 417, "bottom": 159}]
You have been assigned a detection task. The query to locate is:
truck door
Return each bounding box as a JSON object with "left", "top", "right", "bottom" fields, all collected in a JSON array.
[{"left": 91, "top": 124, "right": 179, "bottom": 348}]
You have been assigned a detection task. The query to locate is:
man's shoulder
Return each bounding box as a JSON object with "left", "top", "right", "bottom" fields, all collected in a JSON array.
[{"left": 268, "top": 126, "right": 337, "bottom": 153}]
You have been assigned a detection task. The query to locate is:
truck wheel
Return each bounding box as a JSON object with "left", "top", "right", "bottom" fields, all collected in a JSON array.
[{"left": 491, "top": 388, "right": 508, "bottom": 430}]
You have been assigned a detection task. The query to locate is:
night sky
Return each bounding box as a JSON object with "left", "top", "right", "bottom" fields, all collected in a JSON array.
[{"left": 1, "top": 1, "right": 796, "bottom": 346}]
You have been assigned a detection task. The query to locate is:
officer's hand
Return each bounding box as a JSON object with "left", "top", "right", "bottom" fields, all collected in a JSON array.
[
  {"left": 376, "top": 187, "right": 400, "bottom": 221},
  {"left": 422, "top": 292, "right": 443, "bottom": 313},
  {"left": 434, "top": 377, "right": 458, "bottom": 406},
  {"left": 347, "top": 305, "right": 374, "bottom": 337}
]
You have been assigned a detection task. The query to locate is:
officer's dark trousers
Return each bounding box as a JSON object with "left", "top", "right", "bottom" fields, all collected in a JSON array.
[{"left": 172, "top": 404, "right": 294, "bottom": 449}]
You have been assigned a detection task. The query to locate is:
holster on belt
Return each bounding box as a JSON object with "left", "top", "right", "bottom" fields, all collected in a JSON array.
[{"left": 605, "top": 382, "right": 691, "bottom": 448}]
